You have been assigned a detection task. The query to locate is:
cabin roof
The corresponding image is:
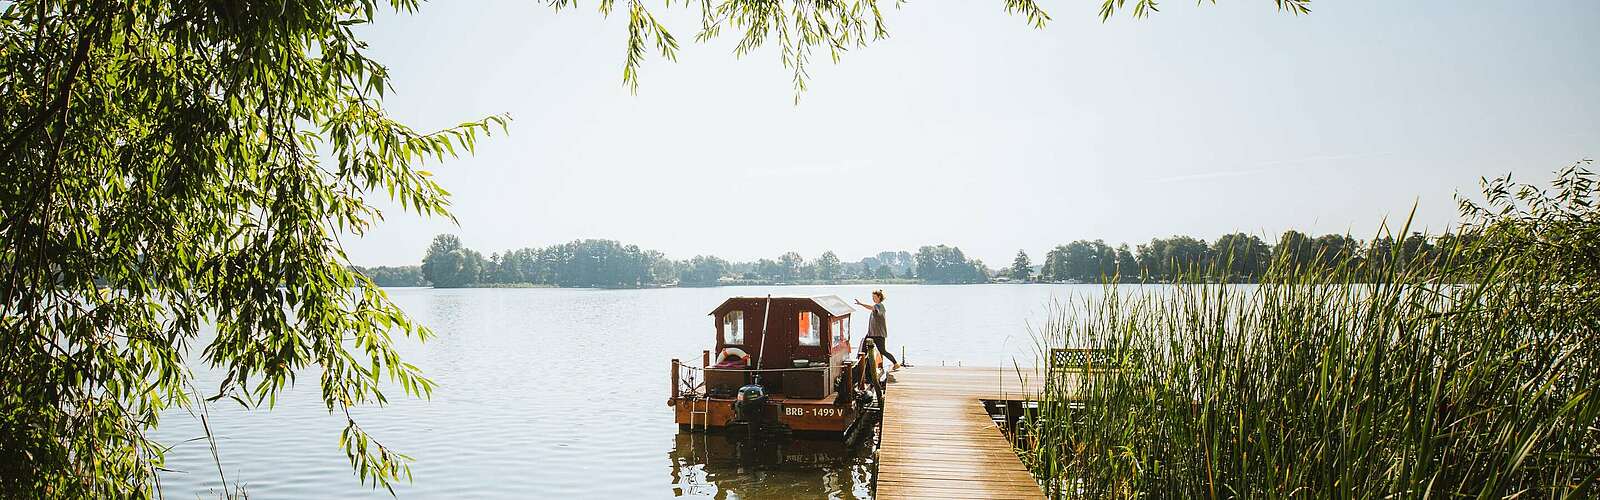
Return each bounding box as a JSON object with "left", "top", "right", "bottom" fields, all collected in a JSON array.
[
  {"left": 708, "top": 295, "right": 855, "bottom": 317},
  {"left": 809, "top": 296, "right": 854, "bottom": 317}
]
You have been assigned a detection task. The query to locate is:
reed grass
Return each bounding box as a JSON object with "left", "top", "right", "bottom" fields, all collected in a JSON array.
[{"left": 1018, "top": 165, "right": 1600, "bottom": 498}]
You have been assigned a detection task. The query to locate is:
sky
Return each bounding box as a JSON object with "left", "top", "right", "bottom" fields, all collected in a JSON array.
[{"left": 344, "top": 0, "right": 1600, "bottom": 267}]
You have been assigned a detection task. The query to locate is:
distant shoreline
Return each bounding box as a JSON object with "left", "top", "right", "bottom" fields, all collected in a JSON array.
[
  {"left": 422, "top": 279, "right": 929, "bottom": 290},
  {"left": 395, "top": 280, "right": 1160, "bottom": 290}
]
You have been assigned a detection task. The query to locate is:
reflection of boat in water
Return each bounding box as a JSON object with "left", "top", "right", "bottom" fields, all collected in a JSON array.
[
  {"left": 669, "top": 296, "right": 884, "bottom": 441},
  {"left": 668, "top": 431, "right": 874, "bottom": 498}
]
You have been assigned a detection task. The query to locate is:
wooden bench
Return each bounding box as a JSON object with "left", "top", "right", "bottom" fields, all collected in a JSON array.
[{"left": 1049, "top": 348, "right": 1138, "bottom": 372}]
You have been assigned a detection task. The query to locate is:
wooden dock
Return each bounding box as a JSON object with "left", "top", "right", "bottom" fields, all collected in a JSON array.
[{"left": 875, "top": 366, "right": 1045, "bottom": 499}]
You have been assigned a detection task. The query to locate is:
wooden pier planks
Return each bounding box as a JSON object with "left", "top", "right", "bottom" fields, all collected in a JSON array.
[{"left": 875, "top": 366, "right": 1045, "bottom": 500}]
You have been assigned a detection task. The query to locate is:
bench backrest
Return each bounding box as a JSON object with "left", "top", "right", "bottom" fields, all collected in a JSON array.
[{"left": 1050, "top": 348, "right": 1138, "bottom": 372}]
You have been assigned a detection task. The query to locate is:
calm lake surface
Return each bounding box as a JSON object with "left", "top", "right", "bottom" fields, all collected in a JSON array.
[{"left": 153, "top": 284, "right": 1112, "bottom": 499}]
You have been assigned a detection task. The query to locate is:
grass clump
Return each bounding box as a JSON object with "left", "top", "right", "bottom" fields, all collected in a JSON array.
[{"left": 1020, "top": 162, "right": 1600, "bottom": 498}]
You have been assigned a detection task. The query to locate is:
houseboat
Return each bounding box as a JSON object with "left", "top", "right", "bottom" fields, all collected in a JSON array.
[{"left": 669, "top": 295, "right": 883, "bottom": 441}]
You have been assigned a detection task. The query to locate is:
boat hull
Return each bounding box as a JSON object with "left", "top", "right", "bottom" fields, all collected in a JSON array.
[{"left": 672, "top": 395, "right": 853, "bottom": 433}]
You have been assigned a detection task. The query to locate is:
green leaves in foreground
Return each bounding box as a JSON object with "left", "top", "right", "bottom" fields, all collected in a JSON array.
[
  {"left": 1023, "top": 162, "right": 1599, "bottom": 498},
  {"left": 0, "top": 1, "right": 503, "bottom": 496}
]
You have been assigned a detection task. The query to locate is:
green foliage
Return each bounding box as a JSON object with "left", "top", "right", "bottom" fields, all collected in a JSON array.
[
  {"left": 439, "top": 237, "right": 670, "bottom": 288},
  {"left": 403, "top": 231, "right": 1468, "bottom": 289},
  {"left": 915, "top": 245, "right": 987, "bottom": 284},
  {"left": 1043, "top": 239, "right": 1125, "bottom": 283},
  {"left": 420, "top": 234, "right": 483, "bottom": 288},
  {"left": 778, "top": 251, "right": 805, "bottom": 281},
  {"left": 678, "top": 255, "right": 730, "bottom": 287},
  {"left": 396, "top": 238, "right": 975, "bottom": 287},
  {"left": 862, "top": 251, "right": 915, "bottom": 278},
  {"left": 1036, "top": 231, "right": 1459, "bottom": 284},
  {"left": 1210, "top": 232, "right": 1270, "bottom": 281},
  {"left": 1009, "top": 250, "right": 1034, "bottom": 282},
  {"left": 753, "top": 258, "right": 782, "bottom": 281},
  {"left": 814, "top": 251, "right": 842, "bottom": 281},
  {"left": 350, "top": 265, "right": 428, "bottom": 287},
  {"left": 0, "top": 0, "right": 506, "bottom": 496},
  {"left": 1135, "top": 235, "right": 1210, "bottom": 281},
  {"left": 1021, "top": 163, "right": 1600, "bottom": 498}
]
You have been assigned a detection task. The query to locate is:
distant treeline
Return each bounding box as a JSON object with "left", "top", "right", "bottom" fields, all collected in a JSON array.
[
  {"left": 1008, "top": 230, "right": 1463, "bottom": 283},
  {"left": 351, "top": 230, "right": 1464, "bottom": 288},
  {"left": 351, "top": 265, "right": 429, "bottom": 287},
  {"left": 352, "top": 235, "right": 986, "bottom": 288}
]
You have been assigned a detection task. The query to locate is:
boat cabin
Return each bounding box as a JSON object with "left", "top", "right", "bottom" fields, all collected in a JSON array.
[
  {"left": 710, "top": 295, "right": 854, "bottom": 372},
  {"left": 707, "top": 296, "right": 854, "bottom": 398},
  {"left": 671, "top": 295, "right": 880, "bottom": 436}
]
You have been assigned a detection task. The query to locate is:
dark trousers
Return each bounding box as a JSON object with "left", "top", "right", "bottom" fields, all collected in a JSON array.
[{"left": 863, "top": 336, "right": 899, "bottom": 366}]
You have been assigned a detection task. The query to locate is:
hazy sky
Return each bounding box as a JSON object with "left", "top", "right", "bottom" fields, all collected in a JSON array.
[{"left": 345, "top": 0, "right": 1599, "bottom": 266}]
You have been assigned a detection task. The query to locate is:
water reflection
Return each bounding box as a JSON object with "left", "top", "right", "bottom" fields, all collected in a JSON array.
[{"left": 669, "top": 432, "right": 874, "bottom": 499}]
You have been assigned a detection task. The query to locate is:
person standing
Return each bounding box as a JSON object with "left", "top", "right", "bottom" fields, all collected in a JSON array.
[{"left": 855, "top": 290, "right": 905, "bottom": 371}]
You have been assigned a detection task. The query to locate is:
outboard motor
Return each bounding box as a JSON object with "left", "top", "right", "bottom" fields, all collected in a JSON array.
[{"left": 733, "top": 384, "right": 768, "bottom": 426}]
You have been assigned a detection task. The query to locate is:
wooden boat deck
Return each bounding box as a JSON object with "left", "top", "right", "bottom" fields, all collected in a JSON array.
[{"left": 875, "top": 366, "right": 1046, "bottom": 500}]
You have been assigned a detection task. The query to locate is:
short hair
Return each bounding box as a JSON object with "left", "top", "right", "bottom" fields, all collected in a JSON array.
[{"left": 872, "top": 289, "right": 885, "bottom": 300}]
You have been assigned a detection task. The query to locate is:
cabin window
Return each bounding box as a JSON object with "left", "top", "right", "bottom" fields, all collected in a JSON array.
[
  {"left": 798, "top": 312, "right": 821, "bottom": 346},
  {"left": 724, "top": 311, "right": 744, "bottom": 344},
  {"left": 834, "top": 317, "right": 851, "bottom": 347}
]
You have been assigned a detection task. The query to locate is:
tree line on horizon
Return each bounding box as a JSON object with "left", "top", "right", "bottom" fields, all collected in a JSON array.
[
  {"left": 355, "top": 230, "right": 1465, "bottom": 289},
  {"left": 358, "top": 235, "right": 988, "bottom": 288},
  {"left": 1007, "top": 230, "right": 1463, "bottom": 283}
]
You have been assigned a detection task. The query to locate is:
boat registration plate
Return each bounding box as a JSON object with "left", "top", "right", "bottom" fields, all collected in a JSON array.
[{"left": 783, "top": 406, "right": 842, "bottom": 418}]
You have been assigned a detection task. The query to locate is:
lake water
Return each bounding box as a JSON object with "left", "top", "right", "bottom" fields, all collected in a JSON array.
[{"left": 152, "top": 284, "right": 1109, "bottom": 498}]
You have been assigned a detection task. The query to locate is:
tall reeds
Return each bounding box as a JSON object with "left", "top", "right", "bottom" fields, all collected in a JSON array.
[{"left": 1019, "top": 163, "right": 1600, "bottom": 498}]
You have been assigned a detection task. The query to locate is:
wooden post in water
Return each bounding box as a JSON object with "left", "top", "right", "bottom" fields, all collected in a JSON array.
[{"left": 670, "top": 359, "right": 680, "bottom": 403}]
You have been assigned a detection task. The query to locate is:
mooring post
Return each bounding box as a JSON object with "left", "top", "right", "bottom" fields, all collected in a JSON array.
[
  {"left": 843, "top": 355, "right": 854, "bottom": 396},
  {"left": 670, "top": 359, "right": 680, "bottom": 403}
]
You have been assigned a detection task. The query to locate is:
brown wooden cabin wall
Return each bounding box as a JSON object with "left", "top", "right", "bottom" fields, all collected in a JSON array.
[{"left": 711, "top": 297, "right": 854, "bottom": 395}]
